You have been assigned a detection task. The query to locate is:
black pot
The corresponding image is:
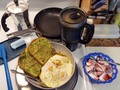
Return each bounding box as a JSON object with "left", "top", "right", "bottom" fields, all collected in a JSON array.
[{"left": 59, "top": 6, "right": 94, "bottom": 51}]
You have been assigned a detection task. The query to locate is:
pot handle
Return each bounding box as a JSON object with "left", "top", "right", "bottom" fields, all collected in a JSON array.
[
  {"left": 1, "top": 13, "right": 10, "bottom": 32},
  {"left": 79, "top": 23, "right": 94, "bottom": 44}
]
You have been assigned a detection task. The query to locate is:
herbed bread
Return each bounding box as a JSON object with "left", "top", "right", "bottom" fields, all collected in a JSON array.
[
  {"left": 18, "top": 48, "right": 42, "bottom": 77},
  {"left": 18, "top": 37, "right": 56, "bottom": 77},
  {"left": 28, "top": 37, "right": 56, "bottom": 65}
]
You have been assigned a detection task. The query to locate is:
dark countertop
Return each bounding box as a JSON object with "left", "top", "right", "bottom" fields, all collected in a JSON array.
[{"left": 86, "top": 37, "right": 120, "bottom": 47}]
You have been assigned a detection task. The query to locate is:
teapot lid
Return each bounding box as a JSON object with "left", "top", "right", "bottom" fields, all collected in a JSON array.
[
  {"left": 59, "top": 6, "right": 87, "bottom": 27},
  {"left": 6, "top": 0, "right": 28, "bottom": 14}
]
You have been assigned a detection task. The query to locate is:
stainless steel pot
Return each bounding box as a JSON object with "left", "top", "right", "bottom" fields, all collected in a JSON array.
[{"left": 1, "top": 0, "right": 31, "bottom": 32}]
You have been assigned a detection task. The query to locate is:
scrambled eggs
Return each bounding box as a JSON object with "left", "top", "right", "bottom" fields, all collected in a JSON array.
[{"left": 40, "top": 54, "right": 73, "bottom": 88}]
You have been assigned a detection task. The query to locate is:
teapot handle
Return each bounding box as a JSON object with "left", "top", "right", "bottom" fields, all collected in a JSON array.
[
  {"left": 1, "top": 13, "right": 10, "bottom": 32},
  {"left": 79, "top": 23, "right": 94, "bottom": 44}
]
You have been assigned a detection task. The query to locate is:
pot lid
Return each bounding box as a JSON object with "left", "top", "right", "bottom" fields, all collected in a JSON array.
[
  {"left": 60, "top": 6, "right": 86, "bottom": 25},
  {"left": 6, "top": 0, "right": 28, "bottom": 14}
]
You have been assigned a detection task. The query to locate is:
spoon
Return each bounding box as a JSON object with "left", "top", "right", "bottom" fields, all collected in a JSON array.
[
  {"left": 101, "top": 60, "right": 120, "bottom": 66},
  {"left": 90, "top": 56, "right": 120, "bottom": 66},
  {"left": 6, "top": 28, "right": 41, "bottom": 39},
  {"left": 10, "top": 69, "right": 49, "bottom": 87}
]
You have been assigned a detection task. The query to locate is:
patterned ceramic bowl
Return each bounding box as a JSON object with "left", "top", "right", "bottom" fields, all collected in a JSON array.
[{"left": 82, "top": 52, "right": 118, "bottom": 84}]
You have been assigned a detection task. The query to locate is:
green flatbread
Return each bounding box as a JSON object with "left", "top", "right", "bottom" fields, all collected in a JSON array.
[
  {"left": 28, "top": 37, "right": 55, "bottom": 65},
  {"left": 18, "top": 48, "right": 42, "bottom": 77}
]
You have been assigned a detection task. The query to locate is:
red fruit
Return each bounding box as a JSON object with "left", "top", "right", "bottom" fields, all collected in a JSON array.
[{"left": 104, "top": 74, "right": 112, "bottom": 81}]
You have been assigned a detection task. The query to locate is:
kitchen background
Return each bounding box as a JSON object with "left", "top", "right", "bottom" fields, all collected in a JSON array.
[
  {"left": 0, "top": 0, "right": 80, "bottom": 10},
  {"left": 0, "top": 0, "right": 120, "bottom": 46}
]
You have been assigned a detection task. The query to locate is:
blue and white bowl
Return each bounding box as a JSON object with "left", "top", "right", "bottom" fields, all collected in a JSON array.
[{"left": 82, "top": 52, "right": 118, "bottom": 84}]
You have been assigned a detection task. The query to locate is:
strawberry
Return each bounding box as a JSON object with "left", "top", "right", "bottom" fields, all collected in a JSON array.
[{"left": 104, "top": 74, "right": 112, "bottom": 81}]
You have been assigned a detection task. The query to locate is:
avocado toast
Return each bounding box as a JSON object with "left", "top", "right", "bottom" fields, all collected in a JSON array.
[
  {"left": 18, "top": 37, "right": 55, "bottom": 77},
  {"left": 28, "top": 37, "right": 55, "bottom": 65},
  {"left": 18, "top": 48, "right": 42, "bottom": 77}
]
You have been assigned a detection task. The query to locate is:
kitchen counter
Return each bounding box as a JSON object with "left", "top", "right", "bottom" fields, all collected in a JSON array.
[
  {"left": 87, "top": 38, "right": 120, "bottom": 46},
  {"left": 0, "top": 1, "right": 120, "bottom": 90}
]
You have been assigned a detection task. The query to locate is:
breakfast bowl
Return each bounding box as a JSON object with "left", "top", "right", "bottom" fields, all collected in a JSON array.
[
  {"left": 18, "top": 37, "right": 75, "bottom": 89},
  {"left": 82, "top": 52, "right": 118, "bottom": 84}
]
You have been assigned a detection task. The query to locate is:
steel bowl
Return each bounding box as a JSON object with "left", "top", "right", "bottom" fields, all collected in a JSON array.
[{"left": 26, "top": 42, "right": 76, "bottom": 89}]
